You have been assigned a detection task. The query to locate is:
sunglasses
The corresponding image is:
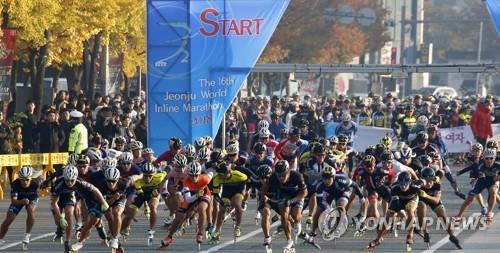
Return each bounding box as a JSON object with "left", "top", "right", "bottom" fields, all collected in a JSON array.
[
  {"left": 20, "top": 178, "right": 30, "bottom": 182},
  {"left": 485, "top": 157, "right": 495, "bottom": 160},
  {"left": 121, "top": 162, "right": 132, "bottom": 165},
  {"left": 189, "top": 174, "right": 200, "bottom": 178},
  {"left": 227, "top": 154, "right": 237, "bottom": 157},
  {"left": 65, "top": 179, "right": 76, "bottom": 183}
]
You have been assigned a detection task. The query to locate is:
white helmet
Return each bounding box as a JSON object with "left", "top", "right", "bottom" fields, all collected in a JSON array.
[
  {"left": 107, "top": 149, "right": 122, "bottom": 159},
  {"left": 187, "top": 162, "right": 202, "bottom": 176},
  {"left": 417, "top": 115, "right": 429, "bottom": 126},
  {"left": 341, "top": 112, "right": 351, "bottom": 122},
  {"left": 119, "top": 152, "right": 133, "bottom": 163},
  {"left": 63, "top": 165, "right": 78, "bottom": 181},
  {"left": 86, "top": 148, "right": 102, "bottom": 162},
  {"left": 173, "top": 154, "right": 188, "bottom": 167},
  {"left": 258, "top": 128, "right": 271, "bottom": 138},
  {"left": 484, "top": 148, "right": 496, "bottom": 159},
  {"left": 128, "top": 140, "right": 143, "bottom": 151},
  {"left": 226, "top": 143, "right": 239, "bottom": 155},
  {"left": 194, "top": 137, "right": 206, "bottom": 149},
  {"left": 101, "top": 157, "right": 117, "bottom": 168},
  {"left": 19, "top": 165, "right": 33, "bottom": 179},
  {"left": 141, "top": 162, "right": 156, "bottom": 175},
  {"left": 258, "top": 120, "right": 270, "bottom": 130},
  {"left": 67, "top": 153, "right": 80, "bottom": 166},
  {"left": 197, "top": 147, "right": 211, "bottom": 161},
  {"left": 143, "top": 148, "right": 154, "bottom": 155},
  {"left": 104, "top": 167, "right": 120, "bottom": 181},
  {"left": 185, "top": 144, "right": 196, "bottom": 158}
]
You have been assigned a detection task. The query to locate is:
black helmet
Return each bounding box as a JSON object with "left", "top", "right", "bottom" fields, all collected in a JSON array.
[
  {"left": 418, "top": 154, "right": 433, "bottom": 167},
  {"left": 420, "top": 167, "right": 435, "bottom": 181},
  {"left": 215, "top": 161, "right": 231, "bottom": 174},
  {"left": 257, "top": 164, "right": 273, "bottom": 178},
  {"left": 337, "top": 134, "right": 349, "bottom": 144},
  {"left": 210, "top": 149, "right": 225, "bottom": 163},
  {"left": 169, "top": 137, "right": 182, "bottom": 150},
  {"left": 321, "top": 166, "right": 335, "bottom": 178},
  {"left": 375, "top": 143, "right": 387, "bottom": 153},
  {"left": 380, "top": 151, "right": 394, "bottom": 162},
  {"left": 365, "top": 145, "right": 376, "bottom": 156},
  {"left": 397, "top": 171, "right": 412, "bottom": 186},
  {"left": 275, "top": 160, "right": 290, "bottom": 174},
  {"left": 318, "top": 138, "right": 330, "bottom": 148},
  {"left": 253, "top": 142, "right": 267, "bottom": 153},
  {"left": 313, "top": 144, "right": 325, "bottom": 155},
  {"left": 363, "top": 155, "right": 376, "bottom": 166},
  {"left": 289, "top": 127, "right": 301, "bottom": 137},
  {"left": 486, "top": 140, "right": 499, "bottom": 149},
  {"left": 416, "top": 132, "right": 429, "bottom": 143}
]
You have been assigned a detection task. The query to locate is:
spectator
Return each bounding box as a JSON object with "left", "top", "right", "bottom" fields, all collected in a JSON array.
[
  {"left": 470, "top": 98, "right": 493, "bottom": 147},
  {"left": 37, "top": 110, "right": 65, "bottom": 153},
  {"left": 134, "top": 114, "right": 148, "bottom": 146},
  {"left": 94, "top": 107, "right": 120, "bottom": 142},
  {"left": 118, "top": 114, "right": 136, "bottom": 141},
  {"left": 21, "top": 100, "right": 38, "bottom": 153},
  {"left": 0, "top": 111, "right": 12, "bottom": 155},
  {"left": 10, "top": 125, "right": 22, "bottom": 154},
  {"left": 58, "top": 109, "right": 72, "bottom": 151}
]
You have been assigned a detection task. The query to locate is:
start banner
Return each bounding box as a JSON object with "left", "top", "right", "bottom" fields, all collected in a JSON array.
[{"left": 146, "top": 0, "right": 290, "bottom": 153}]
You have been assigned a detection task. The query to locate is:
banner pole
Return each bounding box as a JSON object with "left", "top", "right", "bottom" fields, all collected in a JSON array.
[{"left": 222, "top": 114, "right": 226, "bottom": 149}]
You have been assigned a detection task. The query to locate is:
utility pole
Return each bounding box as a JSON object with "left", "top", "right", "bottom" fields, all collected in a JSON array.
[
  {"left": 399, "top": 5, "right": 406, "bottom": 98},
  {"left": 476, "top": 21, "right": 484, "bottom": 95}
]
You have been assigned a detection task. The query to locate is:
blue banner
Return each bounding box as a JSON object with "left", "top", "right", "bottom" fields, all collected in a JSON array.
[
  {"left": 486, "top": 0, "right": 500, "bottom": 35},
  {"left": 147, "top": 0, "right": 289, "bottom": 153}
]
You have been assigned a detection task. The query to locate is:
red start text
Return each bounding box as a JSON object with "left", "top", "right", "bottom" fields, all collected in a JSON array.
[{"left": 199, "top": 8, "right": 264, "bottom": 36}]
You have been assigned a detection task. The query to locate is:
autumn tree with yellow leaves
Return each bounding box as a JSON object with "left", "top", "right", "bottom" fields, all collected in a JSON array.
[{"left": 1, "top": 0, "right": 145, "bottom": 113}]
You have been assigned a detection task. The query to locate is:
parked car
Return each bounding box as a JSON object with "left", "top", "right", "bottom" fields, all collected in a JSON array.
[{"left": 411, "top": 86, "right": 458, "bottom": 98}]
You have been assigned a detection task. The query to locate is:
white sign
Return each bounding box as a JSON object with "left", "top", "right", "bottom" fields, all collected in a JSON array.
[
  {"left": 440, "top": 126, "right": 475, "bottom": 153},
  {"left": 352, "top": 125, "right": 397, "bottom": 151}
]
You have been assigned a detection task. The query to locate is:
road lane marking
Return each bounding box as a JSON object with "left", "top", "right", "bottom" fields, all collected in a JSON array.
[
  {"left": 423, "top": 212, "right": 480, "bottom": 253},
  {"left": 202, "top": 210, "right": 309, "bottom": 253},
  {"left": 0, "top": 232, "right": 54, "bottom": 250}
]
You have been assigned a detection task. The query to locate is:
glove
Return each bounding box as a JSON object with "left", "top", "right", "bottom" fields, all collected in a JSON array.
[
  {"left": 101, "top": 202, "right": 110, "bottom": 212},
  {"left": 59, "top": 218, "right": 68, "bottom": 228}
]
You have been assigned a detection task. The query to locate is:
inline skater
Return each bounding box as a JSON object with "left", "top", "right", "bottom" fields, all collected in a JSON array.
[
  {"left": 259, "top": 160, "right": 307, "bottom": 251},
  {"left": 0, "top": 166, "right": 41, "bottom": 249}
]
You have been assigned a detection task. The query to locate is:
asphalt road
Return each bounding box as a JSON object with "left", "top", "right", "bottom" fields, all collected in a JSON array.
[{"left": 0, "top": 166, "right": 495, "bottom": 253}]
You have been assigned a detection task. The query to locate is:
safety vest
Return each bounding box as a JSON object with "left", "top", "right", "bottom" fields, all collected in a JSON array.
[{"left": 68, "top": 123, "right": 88, "bottom": 154}]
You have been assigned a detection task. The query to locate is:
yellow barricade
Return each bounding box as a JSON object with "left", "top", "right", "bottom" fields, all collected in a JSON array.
[{"left": 0, "top": 152, "right": 69, "bottom": 200}]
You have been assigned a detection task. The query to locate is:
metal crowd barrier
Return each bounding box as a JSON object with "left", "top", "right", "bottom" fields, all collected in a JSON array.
[{"left": 0, "top": 153, "right": 68, "bottom": 200}]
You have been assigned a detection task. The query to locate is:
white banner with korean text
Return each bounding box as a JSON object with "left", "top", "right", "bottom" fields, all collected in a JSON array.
[{"left": 439, "top": 126, "right": 475, "bottom": 153}]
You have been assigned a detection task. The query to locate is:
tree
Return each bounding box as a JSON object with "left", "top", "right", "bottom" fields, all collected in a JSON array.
[
  {"left": 424, "top": 0, "right": 500, "bottom": 62},
  {"left": 6, "top": 0, "right": 61, "bottom": 116},
  {"left": 260, "top": 0, "right": 390, "bottom": 64}
]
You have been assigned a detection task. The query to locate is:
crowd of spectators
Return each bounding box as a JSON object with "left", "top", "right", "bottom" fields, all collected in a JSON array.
[{"left": 0, "top": 89, "right": 498, "bottom": 157}]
